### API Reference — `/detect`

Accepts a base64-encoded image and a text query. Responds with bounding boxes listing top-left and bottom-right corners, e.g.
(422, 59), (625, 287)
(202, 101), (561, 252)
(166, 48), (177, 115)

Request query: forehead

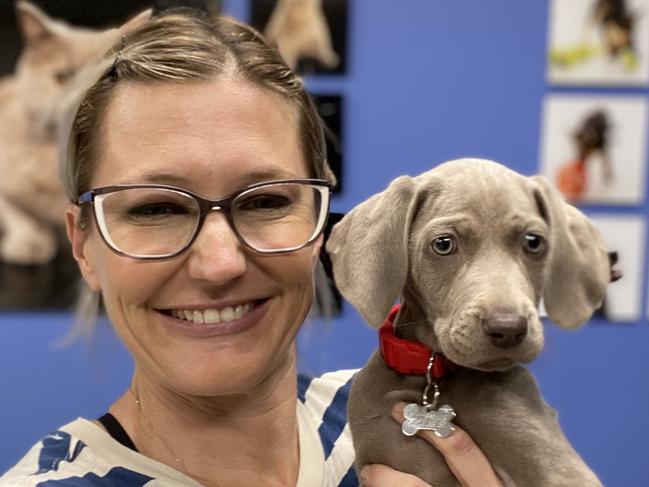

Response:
(92, 77), (305, 194)
(416, 165), (545, 232)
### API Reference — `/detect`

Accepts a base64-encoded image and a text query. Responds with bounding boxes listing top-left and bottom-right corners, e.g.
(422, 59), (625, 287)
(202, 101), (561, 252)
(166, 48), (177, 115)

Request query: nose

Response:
(187, 212), (247, 284)
(482, 313), (528, 348)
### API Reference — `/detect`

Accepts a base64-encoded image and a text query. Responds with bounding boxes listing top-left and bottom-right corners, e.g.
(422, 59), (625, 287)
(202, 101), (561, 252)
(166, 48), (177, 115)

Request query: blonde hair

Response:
(64, 9), (333, 206)
(60, 10), (335, 340)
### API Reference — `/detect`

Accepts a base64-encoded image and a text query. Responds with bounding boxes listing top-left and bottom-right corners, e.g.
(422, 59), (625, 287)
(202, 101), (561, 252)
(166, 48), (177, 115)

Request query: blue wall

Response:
(2, 1), (648, 485)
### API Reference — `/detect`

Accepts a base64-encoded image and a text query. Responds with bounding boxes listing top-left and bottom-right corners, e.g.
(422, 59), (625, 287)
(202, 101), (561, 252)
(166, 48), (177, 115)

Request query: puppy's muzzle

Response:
(481, 313), (528, 348)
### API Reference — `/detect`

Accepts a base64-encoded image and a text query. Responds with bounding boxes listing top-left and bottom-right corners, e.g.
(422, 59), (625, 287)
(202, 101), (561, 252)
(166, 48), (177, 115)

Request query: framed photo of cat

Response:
(0, 1), (151, 309)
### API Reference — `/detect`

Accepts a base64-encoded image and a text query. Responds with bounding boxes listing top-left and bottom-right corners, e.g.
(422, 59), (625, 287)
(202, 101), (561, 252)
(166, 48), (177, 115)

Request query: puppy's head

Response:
(326, 158), (611, 372)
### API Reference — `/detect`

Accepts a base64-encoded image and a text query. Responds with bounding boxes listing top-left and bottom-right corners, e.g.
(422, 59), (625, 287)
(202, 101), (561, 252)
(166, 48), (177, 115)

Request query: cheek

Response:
(412, 252), (454, 307)
(91, 244), (174, 306)
(274, 251), (317, 290)
(263, 250), (318, 311)
(114, 264), (171, 306)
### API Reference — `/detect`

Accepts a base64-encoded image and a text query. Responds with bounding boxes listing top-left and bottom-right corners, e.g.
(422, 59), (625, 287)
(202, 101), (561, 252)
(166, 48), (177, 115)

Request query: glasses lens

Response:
(231, 182), (327, 252)
(95, 188), (199, 258)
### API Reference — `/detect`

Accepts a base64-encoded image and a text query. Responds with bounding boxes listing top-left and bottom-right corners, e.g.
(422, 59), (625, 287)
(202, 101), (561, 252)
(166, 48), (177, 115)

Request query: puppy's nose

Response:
(482, 314), (528, 348)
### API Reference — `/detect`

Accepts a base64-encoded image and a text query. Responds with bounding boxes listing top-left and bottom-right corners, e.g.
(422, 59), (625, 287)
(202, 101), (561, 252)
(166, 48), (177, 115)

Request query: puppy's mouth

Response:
(475, 358), (516, 371)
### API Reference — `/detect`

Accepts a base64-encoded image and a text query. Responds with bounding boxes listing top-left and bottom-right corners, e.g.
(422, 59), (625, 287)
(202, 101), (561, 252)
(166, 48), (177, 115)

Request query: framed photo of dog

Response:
(589, 214), (645, 322)
(539, 94), (648, 205)
(547, 0), (649, 86)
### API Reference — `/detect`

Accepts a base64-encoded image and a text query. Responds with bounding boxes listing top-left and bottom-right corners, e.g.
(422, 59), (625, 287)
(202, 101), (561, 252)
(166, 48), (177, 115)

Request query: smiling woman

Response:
(0, 8), (502, 487)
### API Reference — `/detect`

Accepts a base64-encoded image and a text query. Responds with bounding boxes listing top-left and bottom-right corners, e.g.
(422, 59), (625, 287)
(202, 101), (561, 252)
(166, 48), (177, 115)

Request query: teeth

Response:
(204, 309), (220, 323)
(234, 305), (243, 320)
(221, 307), (234, 322)
(172, 303), (253, 324)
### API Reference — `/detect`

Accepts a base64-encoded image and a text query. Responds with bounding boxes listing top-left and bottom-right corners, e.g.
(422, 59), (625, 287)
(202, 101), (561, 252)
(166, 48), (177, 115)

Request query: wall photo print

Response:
(0, 0), (151, 309)
(547, 0), (649, 86)
(250, 0), (347, 75)
(539, 95), (648, 205)
(590, 215), (645, 322)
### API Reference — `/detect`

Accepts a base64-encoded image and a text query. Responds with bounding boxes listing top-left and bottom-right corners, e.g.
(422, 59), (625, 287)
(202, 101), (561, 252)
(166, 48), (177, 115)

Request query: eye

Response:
(54, 68), (76, 85)
(127, 203), (188, 219)
(431, 235), (456, 256)
(523, 233), (545, 255)
(238, 194), (293, 212)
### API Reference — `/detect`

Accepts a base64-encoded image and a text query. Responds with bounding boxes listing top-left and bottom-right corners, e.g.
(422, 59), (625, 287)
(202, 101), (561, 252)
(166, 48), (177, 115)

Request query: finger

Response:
(360, 464), (432, 487)
(392, 403), (503, 487)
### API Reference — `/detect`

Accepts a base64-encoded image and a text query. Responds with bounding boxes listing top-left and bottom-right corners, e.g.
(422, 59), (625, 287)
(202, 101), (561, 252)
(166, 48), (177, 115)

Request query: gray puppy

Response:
(326, 159), (610, 486)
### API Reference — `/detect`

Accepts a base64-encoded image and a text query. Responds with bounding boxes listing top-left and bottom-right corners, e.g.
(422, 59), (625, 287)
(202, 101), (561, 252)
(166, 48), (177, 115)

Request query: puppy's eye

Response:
(431, 235), (456, 255)
(523, 233), (545, 254)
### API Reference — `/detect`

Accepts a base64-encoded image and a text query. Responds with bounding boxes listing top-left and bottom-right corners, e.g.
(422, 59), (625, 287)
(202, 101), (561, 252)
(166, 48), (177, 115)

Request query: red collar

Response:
(379, 305), (456, 378)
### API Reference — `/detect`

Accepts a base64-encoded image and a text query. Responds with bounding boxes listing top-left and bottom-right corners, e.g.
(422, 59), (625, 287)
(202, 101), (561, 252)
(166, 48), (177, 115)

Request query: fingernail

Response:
(391, 401), (406, 418)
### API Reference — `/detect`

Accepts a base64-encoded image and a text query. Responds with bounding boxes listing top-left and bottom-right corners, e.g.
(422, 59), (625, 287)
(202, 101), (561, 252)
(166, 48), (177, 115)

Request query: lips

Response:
(157, 298), (270, 337)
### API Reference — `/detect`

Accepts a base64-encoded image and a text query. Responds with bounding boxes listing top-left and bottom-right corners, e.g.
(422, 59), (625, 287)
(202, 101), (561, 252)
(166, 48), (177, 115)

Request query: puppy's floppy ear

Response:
(531, 176), (609, 328)
(326, 176), (422, 327)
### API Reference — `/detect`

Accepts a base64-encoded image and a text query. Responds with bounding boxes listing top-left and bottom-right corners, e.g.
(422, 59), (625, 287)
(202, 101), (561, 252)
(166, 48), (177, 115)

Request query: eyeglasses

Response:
(77, 179), (331, 260)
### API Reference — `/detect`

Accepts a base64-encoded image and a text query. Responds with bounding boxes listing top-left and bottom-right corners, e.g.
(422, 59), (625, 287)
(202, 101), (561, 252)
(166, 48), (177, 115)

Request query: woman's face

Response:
(68, 78), (321, 397)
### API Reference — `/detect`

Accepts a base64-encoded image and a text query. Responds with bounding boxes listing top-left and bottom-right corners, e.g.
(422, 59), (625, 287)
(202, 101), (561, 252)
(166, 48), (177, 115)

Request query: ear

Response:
(311, 234), (324, 267)
(65, 205), (101, 293)
(15, 1), (56, 46)
(326, 176), (422, 327)
(116, 9), (152, 36)
(531, 176), (609, 328)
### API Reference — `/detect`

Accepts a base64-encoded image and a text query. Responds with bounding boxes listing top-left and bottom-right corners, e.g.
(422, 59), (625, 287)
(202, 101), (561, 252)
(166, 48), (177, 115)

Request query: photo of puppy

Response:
(547, 0), (649, 85)
(540, 94), (648, 205)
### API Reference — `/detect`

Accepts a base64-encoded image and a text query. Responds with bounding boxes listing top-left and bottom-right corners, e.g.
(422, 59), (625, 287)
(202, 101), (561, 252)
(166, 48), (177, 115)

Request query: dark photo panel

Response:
(0, 0), (153, 74)
(312, 94), (344, 316)
(250, 0), (347, 75)
(0, 0), (148, 309)
(0, 234), (80, 310)
(313, 94), (344, 193)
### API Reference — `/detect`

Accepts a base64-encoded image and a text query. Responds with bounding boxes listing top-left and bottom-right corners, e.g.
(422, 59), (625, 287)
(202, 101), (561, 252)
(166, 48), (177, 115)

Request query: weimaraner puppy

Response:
(326, 158), (611, 486)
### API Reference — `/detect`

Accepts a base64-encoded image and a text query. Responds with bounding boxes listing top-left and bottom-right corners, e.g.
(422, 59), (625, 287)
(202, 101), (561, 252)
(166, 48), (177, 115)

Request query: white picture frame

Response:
(589, 214), (645, 322)
(547, 0), (649, 86)
(539, 94), (648, 205)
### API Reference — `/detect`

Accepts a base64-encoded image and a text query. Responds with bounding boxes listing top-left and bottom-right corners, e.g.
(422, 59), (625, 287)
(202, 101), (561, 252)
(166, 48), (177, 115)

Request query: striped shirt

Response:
(0, 370), (358, 486)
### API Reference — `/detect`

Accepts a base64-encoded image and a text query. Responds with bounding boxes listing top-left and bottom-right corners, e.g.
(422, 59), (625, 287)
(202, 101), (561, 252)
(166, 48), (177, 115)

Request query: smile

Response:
(170, 303), (253, 324)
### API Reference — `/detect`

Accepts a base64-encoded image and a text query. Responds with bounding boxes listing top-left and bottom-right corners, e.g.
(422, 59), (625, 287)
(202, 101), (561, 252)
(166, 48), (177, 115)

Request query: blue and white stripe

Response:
(298, 370), (359, 487)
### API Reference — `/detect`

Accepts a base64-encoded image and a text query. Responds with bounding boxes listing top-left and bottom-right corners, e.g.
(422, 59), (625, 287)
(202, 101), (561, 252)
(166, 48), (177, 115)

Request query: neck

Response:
(396, 294), (440, 352)
(110, 352), (300, 487)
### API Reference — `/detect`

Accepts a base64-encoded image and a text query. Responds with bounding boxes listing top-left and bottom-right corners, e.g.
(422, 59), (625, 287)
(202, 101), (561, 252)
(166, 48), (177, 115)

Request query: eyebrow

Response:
(123, 166), (305, 187)
(237, 167), (307, 185)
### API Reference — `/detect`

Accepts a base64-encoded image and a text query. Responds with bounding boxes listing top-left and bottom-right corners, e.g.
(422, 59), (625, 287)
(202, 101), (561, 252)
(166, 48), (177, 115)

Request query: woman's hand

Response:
(359, 402), (503, 487)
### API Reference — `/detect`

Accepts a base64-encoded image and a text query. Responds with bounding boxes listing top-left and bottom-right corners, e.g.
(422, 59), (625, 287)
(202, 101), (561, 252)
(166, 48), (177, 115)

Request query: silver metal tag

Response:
(402, 403), (456, 438)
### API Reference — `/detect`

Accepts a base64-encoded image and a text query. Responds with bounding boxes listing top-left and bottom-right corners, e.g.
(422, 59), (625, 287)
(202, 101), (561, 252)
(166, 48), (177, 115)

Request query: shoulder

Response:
(0, 419), (154, 487)
(297, 369), (357, 405)
(297, 369), (357, 426)
(298, 370), (360, 487)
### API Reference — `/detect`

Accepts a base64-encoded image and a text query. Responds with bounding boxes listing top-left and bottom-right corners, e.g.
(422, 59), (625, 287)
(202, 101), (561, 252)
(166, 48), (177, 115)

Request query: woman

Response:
(1, 9), (501, 487)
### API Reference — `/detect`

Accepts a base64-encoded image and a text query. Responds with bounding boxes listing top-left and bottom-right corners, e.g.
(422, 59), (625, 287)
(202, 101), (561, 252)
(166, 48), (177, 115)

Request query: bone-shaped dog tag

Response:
(402, 403), (456, 438)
